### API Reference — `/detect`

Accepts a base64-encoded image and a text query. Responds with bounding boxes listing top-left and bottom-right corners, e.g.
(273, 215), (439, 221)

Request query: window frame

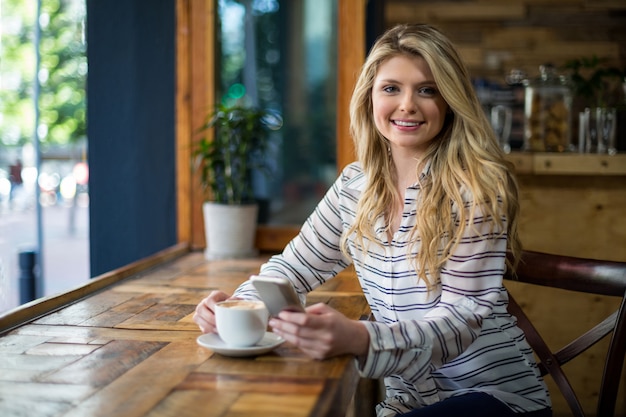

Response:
(175, 0), (365, 252)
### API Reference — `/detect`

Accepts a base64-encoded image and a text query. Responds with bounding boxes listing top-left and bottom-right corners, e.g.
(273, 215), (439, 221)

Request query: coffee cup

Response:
(214, 300), (269, 347)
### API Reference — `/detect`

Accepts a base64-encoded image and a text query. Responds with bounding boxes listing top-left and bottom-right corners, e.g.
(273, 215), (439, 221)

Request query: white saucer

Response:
(196, 332), (285, 357)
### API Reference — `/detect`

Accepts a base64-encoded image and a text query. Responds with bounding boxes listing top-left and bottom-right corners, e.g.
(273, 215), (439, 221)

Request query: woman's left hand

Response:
(269, 303), (369, 360)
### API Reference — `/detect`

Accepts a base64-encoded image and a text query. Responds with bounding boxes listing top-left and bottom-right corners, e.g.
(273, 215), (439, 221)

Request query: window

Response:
(0, 0), (88, 312)
(178, 0), (364, 251)
(217, 0), (337, 226)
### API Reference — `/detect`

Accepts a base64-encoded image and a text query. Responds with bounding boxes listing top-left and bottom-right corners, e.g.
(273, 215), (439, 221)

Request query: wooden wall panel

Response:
(384, 0), (626, 81)
(516, 174), (626, 262)
(387, 2), (526, 22)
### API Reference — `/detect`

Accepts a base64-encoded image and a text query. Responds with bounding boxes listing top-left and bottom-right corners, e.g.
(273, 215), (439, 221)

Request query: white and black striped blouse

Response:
(235, 162), (551, 416)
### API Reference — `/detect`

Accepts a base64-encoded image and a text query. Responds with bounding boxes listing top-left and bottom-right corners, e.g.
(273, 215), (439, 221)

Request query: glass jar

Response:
(523, 65), (573, 152)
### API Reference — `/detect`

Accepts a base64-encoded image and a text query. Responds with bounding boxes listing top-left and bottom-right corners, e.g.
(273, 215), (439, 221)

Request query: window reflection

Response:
(218, 0), (337, 225)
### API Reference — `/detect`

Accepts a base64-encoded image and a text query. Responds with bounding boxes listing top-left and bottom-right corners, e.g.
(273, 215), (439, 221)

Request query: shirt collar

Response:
(345, 158), (432, 192)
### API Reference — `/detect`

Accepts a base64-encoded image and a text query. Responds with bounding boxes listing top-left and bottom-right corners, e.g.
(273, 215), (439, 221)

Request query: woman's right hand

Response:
(193, 290), (231, 333)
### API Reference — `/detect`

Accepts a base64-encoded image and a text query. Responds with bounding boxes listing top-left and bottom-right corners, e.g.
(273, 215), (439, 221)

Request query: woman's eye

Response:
(382, 85), (398, 93)
(419, 86), (437, 96)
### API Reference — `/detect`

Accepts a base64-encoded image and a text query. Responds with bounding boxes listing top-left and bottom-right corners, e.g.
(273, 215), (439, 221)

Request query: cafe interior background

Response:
(0, 0), (624, 413)
(0, 0), (626, 410)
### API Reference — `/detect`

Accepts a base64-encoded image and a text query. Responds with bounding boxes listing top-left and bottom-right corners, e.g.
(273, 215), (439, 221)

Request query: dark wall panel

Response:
(87, 0), (176, 276)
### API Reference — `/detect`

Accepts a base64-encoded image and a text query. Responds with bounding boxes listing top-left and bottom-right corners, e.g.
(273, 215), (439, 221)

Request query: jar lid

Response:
(524, 64), (571, 88)
(505, 68), (526, 85)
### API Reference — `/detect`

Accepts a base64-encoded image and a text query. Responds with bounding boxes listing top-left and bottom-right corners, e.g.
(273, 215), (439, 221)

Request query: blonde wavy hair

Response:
(341, 24), (521, 288)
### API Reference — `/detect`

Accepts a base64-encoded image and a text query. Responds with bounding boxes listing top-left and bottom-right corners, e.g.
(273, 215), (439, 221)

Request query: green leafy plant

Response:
(194, 103), (279, 205)
(564, 56), (625, 107)
(0, 0), (86, 147)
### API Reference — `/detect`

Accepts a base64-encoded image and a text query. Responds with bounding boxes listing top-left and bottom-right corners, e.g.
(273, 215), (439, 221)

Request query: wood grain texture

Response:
(176, 0), (192, 245)
(387, 2), (526, 22)
(383, 0), (625, 80)
(516, 174), (626, 262)
(337, 0), (365, 171)
(0, 252), (370, 417)
(506, 152), (626, 176)
(0, 243), (190, 334)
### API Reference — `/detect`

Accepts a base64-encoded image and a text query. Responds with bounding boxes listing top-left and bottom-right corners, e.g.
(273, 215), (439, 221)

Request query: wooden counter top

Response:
(506, 152), (626, 175)
(0, 248), (371, 417)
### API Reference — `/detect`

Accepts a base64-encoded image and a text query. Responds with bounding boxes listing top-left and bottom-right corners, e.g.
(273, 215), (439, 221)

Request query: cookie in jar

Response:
(524, 64), (573, 152)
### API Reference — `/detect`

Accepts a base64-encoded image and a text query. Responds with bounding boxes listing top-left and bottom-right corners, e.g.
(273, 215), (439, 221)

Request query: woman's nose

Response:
(399, 92), (417, 113)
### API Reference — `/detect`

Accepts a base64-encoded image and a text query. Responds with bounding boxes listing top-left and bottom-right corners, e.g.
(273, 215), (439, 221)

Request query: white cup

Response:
(214, 300), (269, 347)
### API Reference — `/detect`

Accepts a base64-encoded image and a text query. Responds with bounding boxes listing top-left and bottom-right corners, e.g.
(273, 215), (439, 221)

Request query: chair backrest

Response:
(504, 250), (626, 417)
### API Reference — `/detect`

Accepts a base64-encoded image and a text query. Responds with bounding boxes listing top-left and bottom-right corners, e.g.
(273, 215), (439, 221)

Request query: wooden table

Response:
(0, 247), (372, 417)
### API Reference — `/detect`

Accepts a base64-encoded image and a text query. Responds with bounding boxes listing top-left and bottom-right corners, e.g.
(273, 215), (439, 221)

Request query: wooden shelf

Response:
(386, 2), (525, 23)
(506, 152), (626, 176)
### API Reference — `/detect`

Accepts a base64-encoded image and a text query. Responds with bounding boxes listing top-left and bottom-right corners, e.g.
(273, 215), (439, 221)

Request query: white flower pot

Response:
(202, 202), (259, 260)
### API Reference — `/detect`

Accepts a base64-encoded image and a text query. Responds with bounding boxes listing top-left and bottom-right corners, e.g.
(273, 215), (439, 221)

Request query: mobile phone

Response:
(250, 275), (305, 317)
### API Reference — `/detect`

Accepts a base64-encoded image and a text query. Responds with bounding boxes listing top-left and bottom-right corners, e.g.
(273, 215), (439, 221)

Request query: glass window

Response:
(0, 0), (88, 313)
(217, 0), (337, 225)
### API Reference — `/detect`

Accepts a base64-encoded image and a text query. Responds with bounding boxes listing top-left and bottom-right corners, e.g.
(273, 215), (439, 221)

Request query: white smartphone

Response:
(250, 275), (305, 317)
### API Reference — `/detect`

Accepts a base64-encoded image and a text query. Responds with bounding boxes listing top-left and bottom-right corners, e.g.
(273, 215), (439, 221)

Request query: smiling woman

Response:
(372, 55), (449, 162)
(192, 23), (551, 417)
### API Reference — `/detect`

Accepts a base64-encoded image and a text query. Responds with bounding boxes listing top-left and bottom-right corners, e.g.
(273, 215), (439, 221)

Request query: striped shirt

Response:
(235, 162), (551, 416)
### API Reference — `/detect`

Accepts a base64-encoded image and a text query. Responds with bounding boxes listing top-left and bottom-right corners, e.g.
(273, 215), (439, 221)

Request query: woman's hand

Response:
(193, 290), (232, 333)
(269, 303), (370, 360)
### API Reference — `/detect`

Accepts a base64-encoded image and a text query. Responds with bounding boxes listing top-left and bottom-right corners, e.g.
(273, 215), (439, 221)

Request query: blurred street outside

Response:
(0, 185), (89, 314)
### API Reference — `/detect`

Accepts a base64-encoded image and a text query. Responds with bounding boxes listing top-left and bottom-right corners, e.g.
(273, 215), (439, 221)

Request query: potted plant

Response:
(194, 102), (278, 259)
(564, 56), (624, 108)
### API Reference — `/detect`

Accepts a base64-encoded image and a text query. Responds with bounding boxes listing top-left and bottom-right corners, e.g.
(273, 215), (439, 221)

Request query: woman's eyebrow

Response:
(375, 78), (401, 84)
(376, 78), (437, 86)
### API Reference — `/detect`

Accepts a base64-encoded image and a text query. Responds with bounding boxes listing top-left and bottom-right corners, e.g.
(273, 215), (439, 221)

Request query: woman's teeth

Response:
(394, 120), (420, 127)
